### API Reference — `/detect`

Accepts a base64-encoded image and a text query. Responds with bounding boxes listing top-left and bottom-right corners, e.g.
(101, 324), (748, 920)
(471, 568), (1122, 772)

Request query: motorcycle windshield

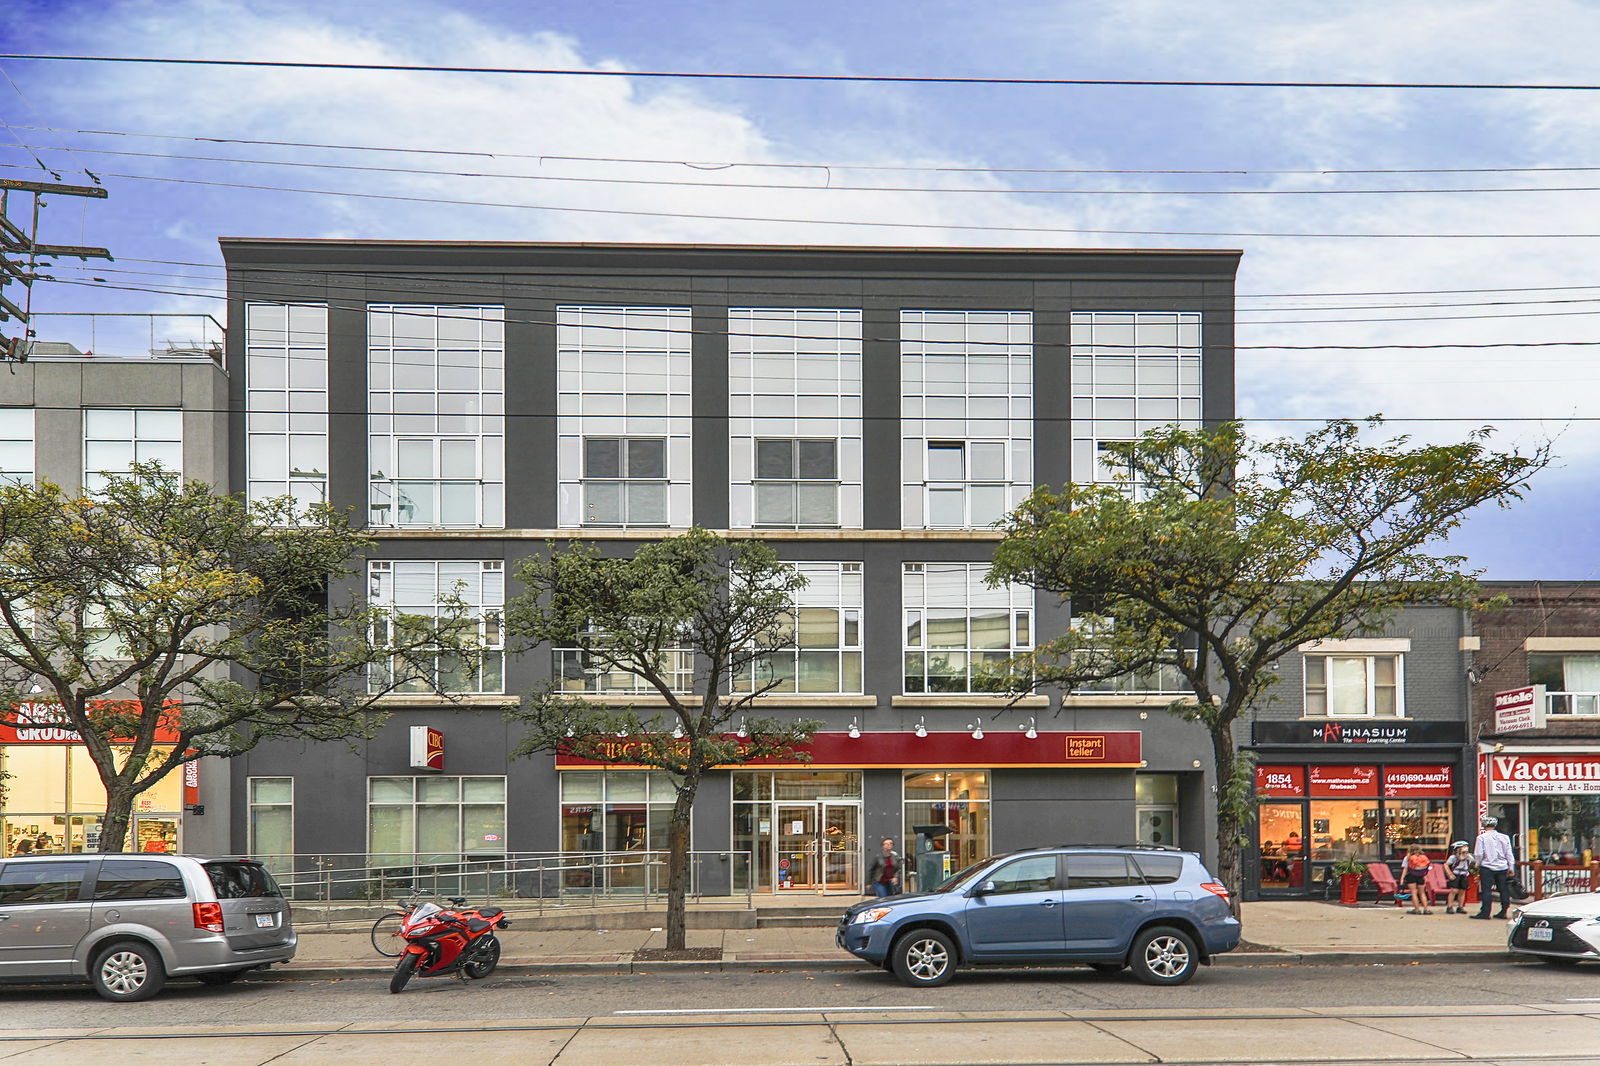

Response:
(402, 901), (443, 931)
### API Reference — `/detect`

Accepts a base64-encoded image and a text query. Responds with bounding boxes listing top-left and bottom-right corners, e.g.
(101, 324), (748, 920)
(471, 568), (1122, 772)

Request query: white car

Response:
(1508, 891), (1600, 966)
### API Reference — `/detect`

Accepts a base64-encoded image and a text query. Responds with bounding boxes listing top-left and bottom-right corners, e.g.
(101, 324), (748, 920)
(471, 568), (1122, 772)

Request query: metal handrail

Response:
(259, 849), (753, 911)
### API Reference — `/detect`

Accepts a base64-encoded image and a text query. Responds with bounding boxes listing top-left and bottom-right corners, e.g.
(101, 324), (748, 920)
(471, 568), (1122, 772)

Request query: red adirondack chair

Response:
(1366, 862), (1405, 906)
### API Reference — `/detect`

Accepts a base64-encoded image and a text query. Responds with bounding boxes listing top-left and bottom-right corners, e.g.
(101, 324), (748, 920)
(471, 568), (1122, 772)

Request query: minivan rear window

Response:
(95, 859), (186, 900)
(206, 861), (280, 899)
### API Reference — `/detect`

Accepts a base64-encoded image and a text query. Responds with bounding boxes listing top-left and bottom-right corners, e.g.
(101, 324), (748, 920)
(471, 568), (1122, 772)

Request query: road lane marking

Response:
(615, 1006), (936, 1015)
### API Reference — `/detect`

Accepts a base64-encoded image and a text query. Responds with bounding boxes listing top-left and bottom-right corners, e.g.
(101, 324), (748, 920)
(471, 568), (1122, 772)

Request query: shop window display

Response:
(1, 744), (181, 855)
(1528, 796), (1600, 864)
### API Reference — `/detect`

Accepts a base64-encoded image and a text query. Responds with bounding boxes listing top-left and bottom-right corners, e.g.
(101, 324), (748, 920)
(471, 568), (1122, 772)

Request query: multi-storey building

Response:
(0, 336), (233, 858)
(221, 240), (1239, 893)
(1241, 606), (1475, 899)
(1470, 581), (1600, 873)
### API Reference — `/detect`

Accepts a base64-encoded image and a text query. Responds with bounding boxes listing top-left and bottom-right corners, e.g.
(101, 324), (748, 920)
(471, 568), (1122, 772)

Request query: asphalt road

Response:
(0, 957), (1593, 1027)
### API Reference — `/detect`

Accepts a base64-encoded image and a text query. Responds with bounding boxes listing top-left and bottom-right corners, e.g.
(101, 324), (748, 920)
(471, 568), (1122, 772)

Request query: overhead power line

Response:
(36, 275), (1600, 353)
(3, 54), (1600, 92)
(12, 140), (1600, 198)
(18, 124), (1600, 180)
(7, 160), (1600, 240)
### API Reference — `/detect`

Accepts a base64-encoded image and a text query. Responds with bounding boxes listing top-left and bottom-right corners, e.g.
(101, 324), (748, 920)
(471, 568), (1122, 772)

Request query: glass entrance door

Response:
(821, 803), (859, 891)
(776, 805), (818, 890)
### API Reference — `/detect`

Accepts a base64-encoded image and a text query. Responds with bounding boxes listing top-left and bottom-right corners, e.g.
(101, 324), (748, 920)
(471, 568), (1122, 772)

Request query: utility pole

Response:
(0, 177), (113, 362)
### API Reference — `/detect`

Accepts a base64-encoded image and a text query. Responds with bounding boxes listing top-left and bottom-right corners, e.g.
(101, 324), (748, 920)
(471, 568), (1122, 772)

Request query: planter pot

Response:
(1338, 872), (1362, 905)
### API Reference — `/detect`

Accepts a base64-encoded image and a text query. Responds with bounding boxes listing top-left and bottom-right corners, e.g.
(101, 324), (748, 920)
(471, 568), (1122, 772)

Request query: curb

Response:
(268, 949), (1518, 982)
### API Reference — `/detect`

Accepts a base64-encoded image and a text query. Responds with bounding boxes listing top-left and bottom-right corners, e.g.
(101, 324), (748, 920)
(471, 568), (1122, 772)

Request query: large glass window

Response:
(0, 407), (34, 487)
(368, 560), (504, 693)
(368, 305), (505, 528)
(1305, 654), (1402, 717)
(367, 776), (506, 867)
(246, 303), (328, 507)
(248, 777), (293, 869)
(83, 408), (181, 492)
(730, 309), (862, 529)
(901, 311), (1032, 529)
(903, 770), (990, 875)
(560, 771), (677, 891)
(1, 744), (180, 855)
(1528, 796), (1600, 863)
(903, 562), (1032, 693)
(737, 562), (863, 694)
(1070, 312), (1202, 491)
(1530, 653), (1600, 717)
(557, 306), (692, 528)
(553, 645), (694, 695)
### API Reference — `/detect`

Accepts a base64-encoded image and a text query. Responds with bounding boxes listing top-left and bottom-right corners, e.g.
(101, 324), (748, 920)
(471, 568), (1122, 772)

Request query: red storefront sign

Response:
(409, 726), (445, 772)
(1382, 765), (1453, 797)
(1489, 753), (1600, 794)
(1308, 764), (1379, 797)
(1255, 765), (1307, 797)
(1, 699), (181, 744)
(555, 730), (1143, 769)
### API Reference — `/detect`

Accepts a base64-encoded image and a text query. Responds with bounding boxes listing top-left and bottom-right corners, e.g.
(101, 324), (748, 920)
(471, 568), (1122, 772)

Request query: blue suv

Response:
(837, 845), (1240, 987)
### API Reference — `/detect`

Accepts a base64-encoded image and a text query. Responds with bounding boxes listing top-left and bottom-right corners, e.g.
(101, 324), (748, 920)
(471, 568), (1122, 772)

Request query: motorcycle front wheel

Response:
(389, 951), (422, 994)
(463, 934), (501, 979)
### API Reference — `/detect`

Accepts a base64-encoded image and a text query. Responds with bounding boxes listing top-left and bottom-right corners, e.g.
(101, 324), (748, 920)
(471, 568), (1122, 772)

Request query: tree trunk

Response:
(664, 777), (698, 951)
(1210, 719), (1243, 922)
(99, 786), (134, 854)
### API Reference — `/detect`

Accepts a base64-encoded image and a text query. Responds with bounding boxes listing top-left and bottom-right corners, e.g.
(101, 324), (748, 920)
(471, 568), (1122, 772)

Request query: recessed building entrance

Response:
(733, 771), (862, 893)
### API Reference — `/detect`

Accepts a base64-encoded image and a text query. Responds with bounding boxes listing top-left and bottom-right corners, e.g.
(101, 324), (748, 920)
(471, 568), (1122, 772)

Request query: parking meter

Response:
(912, 824), (953, 893)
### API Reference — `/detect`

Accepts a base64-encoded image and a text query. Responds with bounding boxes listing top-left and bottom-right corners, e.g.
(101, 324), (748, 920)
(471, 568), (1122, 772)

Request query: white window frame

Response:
(1071, 311), (1202, 490)
(366, 775), (508, 865)
(902, 562), (1033, 694)
(368, 560), (505, 694)
(245, 302), (329, 508)
(736, 561), (863, 694)
(247, 776), (294, 862)
(553, 643), (695, 695)
(579, 435), (670, 527)
(1303, 653), (1404, 718)
(751, 437), (841, 528)
(83, 408), (182, 492)
(0, 407), (34, 487)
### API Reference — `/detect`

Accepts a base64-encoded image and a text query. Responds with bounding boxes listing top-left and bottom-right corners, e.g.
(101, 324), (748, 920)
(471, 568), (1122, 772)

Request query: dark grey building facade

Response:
(220, 240), (1240, 895)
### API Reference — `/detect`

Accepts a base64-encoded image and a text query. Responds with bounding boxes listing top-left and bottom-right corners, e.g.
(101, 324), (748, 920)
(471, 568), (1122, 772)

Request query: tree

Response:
(0, 467), (471, 853)
(988, 419), (1549, 913)
(505, 528), (819, 951)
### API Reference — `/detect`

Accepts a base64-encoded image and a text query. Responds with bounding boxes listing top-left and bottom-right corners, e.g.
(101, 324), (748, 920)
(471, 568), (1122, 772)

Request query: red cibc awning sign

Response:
(555, 730), (1143, 769)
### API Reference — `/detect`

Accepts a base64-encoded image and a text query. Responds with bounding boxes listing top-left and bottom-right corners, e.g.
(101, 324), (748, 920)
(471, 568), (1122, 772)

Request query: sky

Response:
(0, 0), (1596, 578)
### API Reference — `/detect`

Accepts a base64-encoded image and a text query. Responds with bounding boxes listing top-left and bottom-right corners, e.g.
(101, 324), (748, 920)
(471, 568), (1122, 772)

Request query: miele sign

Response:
(1489, 753), (1600, 794)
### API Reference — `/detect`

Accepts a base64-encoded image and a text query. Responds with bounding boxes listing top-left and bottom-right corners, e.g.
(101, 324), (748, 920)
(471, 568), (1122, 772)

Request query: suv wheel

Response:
(1129, 926), (1198, 986)
(891, 929), (955, 988)
(92, 941), (166, 1002)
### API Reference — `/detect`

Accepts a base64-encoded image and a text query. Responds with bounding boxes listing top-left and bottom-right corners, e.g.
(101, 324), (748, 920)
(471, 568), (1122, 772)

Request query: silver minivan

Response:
(0, 853), (296, 1001)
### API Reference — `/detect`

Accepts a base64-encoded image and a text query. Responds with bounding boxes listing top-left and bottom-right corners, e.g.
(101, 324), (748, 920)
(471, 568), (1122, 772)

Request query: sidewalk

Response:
(279, 899), (1517, 979)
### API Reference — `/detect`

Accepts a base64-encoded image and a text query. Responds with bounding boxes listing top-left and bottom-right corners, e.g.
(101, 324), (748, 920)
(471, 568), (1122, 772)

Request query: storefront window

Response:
(249, 777), (293, 869)
(903, 770), (990, 879)
(367, 776), (506, 867)
(1528, 796), (1600, 864)
(559, 771), (676, 891)
(732, 771), (862, 893)
(2, 744), (181, 855)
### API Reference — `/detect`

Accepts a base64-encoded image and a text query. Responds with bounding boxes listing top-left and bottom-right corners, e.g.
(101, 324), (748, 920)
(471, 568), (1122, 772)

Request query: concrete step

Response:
(756, 912), (841, 928)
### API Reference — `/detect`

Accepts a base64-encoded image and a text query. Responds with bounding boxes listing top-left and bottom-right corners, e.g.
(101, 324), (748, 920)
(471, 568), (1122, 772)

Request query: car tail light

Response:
(1200, 882), (1230, 899)
(193, 902), (225, 932)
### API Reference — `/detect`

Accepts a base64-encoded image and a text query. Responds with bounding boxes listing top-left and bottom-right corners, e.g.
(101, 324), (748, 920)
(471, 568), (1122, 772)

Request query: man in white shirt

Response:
(1471, 816), (1515, 919)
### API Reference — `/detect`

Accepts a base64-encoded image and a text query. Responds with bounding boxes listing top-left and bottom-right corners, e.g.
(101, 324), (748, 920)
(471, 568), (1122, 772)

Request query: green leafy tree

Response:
(989, 419), (1549, 913)
(506, 528), (818, 951)
(0, 466), (472, 854)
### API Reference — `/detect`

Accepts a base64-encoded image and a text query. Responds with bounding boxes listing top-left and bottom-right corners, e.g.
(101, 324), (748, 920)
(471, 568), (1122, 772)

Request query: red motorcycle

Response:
(388, 896), (510, 993)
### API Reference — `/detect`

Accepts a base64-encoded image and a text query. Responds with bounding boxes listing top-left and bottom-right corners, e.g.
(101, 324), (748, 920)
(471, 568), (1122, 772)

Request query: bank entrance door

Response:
(774, 803), (860, 893)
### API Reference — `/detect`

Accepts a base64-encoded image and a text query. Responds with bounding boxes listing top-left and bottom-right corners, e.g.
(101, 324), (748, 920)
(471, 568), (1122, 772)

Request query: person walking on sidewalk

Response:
(1471, 817), (1515, 919)
(1444, 841), (1475, 914)
(867, 837), (901, 897)
(1402, 844), (1433, 913)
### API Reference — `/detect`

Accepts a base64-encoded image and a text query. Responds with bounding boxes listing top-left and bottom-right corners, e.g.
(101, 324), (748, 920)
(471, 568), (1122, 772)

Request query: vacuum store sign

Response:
(1490, 754), (1600, 794)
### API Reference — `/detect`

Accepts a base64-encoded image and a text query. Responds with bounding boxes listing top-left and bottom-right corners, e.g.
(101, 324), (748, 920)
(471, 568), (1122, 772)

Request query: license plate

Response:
(1528, 927), (1554, 942)
(254, 913), (275, 928)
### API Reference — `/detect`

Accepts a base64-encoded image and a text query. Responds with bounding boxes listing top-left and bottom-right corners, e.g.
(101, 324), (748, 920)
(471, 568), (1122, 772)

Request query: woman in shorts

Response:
(1402, 843), (1433, 913)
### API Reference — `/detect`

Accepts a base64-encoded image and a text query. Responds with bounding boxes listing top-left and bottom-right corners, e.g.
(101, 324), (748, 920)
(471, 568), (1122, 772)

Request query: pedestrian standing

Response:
(1444, 841), (1474, 914)
(1471, 817), (1515, 919)
(1402, 844), (1433, 913)
(867, 837), (901, 897)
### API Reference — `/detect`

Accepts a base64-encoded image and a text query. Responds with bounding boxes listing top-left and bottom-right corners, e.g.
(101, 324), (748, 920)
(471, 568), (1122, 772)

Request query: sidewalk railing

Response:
(259, 850), (753, 911)
(1518, 860), (1600, 901)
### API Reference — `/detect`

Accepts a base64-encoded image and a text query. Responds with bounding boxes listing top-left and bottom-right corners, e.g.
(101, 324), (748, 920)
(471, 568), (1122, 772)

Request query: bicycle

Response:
(370, 889), (448, 957)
